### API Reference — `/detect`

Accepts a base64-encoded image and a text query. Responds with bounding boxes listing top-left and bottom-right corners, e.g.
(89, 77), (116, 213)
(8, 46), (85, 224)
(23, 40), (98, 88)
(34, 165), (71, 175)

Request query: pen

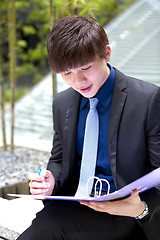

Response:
(37, 168), (46, 185)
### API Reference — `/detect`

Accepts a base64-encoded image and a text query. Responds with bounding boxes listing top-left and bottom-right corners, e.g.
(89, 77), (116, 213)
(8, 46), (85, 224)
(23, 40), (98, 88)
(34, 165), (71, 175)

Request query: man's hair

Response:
(47, 15), (109, 73)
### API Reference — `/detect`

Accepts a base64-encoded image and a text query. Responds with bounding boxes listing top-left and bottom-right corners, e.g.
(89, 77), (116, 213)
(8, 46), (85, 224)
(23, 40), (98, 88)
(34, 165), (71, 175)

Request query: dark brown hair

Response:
(47, 15), (109, 73)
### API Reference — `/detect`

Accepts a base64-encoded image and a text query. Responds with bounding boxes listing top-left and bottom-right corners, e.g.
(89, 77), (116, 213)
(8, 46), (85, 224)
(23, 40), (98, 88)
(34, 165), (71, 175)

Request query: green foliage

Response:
(17, 40), (27, 48)
(22, 25), (37, 35)
(4, 87), (28, 102)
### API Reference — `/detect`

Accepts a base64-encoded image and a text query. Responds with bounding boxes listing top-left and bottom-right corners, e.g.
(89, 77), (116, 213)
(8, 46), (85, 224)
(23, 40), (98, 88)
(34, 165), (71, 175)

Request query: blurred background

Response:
(0, 0), (140, 151)
(0, 0), (160, 152)
(0, 0), (160, 238)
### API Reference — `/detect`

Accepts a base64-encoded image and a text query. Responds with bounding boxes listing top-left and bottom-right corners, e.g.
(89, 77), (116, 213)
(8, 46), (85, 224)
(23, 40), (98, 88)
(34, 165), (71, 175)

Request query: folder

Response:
(8, 167), (160, 202)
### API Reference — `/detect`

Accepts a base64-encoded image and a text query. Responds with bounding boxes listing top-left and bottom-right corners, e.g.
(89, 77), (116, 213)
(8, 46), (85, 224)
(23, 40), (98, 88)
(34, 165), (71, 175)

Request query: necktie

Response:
(75, 98), (99, 197)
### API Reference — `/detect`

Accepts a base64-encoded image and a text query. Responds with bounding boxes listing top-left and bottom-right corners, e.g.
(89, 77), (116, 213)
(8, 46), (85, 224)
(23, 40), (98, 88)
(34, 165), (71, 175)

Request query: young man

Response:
(17, 16), (160, 240)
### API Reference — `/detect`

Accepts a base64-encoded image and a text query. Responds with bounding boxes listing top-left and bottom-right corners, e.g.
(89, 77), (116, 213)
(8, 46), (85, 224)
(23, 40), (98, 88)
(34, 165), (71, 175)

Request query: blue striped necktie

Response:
(75, 98), (99, 197)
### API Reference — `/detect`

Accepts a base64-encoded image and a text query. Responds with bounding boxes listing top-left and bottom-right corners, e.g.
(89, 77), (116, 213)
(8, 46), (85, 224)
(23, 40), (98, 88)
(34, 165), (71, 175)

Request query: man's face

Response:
(61, 56), (110, 98)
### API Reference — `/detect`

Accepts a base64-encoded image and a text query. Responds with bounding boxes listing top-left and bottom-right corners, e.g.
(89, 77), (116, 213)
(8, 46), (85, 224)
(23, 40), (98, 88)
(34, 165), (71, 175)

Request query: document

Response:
(8, 167), (160, 202)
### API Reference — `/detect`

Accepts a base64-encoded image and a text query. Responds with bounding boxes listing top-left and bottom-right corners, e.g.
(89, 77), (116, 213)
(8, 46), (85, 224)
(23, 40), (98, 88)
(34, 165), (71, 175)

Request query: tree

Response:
(49, 0), (57, 98)
(7, 0), (16, 150)
(0, 26), (7, 151)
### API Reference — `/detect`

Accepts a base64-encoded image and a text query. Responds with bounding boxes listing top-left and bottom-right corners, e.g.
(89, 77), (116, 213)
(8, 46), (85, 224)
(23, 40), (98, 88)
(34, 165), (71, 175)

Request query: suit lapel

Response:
(108, 69), (127, 188)
(62, 90), (81, 186)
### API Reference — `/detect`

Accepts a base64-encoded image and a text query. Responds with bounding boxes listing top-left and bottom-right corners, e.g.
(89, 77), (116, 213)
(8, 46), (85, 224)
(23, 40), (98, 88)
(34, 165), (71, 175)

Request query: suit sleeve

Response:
(139, 87), (160, 238)
(146, 87), (160, 170)
(47, 131), (62, 195)
(47, 98), (63, 196)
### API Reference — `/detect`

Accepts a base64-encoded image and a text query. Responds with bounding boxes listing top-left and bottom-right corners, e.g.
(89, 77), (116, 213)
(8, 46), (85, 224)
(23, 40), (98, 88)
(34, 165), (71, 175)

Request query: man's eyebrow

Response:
(62, 61), (95, 73)
(81, 62), (94, 68)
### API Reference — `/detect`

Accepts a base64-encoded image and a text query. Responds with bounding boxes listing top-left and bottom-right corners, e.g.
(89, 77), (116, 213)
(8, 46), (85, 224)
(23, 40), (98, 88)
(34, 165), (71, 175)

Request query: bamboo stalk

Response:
(7, 0), (16, 150)
(0, 30), (7, 151)
(49, 0), (56, 99)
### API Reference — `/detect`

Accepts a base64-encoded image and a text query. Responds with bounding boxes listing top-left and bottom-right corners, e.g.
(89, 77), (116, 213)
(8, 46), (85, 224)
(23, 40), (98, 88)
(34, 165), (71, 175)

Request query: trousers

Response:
(17, 200), (147, 240)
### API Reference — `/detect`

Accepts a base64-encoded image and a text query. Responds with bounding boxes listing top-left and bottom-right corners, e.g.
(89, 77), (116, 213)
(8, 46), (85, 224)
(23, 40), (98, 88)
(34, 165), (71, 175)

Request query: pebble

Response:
(0, 147), (50, 188)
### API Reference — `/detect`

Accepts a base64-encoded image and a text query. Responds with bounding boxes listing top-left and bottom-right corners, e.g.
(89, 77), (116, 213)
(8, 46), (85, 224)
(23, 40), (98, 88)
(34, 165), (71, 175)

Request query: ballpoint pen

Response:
(37, 168), (46, 185)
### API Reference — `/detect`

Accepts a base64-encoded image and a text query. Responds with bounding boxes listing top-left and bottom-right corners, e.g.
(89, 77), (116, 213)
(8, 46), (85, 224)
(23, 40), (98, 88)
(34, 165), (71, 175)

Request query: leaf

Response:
(17, 40), (27, 48)
(22, 25), (36, 35)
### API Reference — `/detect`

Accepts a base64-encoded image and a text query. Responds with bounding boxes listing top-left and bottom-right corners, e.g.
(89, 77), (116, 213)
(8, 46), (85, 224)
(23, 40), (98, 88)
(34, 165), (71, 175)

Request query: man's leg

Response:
(17, 201), (146, 240)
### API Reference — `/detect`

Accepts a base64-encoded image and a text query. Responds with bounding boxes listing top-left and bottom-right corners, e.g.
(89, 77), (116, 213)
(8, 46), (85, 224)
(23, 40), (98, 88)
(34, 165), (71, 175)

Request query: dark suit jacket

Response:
(47, 68), (160, 238)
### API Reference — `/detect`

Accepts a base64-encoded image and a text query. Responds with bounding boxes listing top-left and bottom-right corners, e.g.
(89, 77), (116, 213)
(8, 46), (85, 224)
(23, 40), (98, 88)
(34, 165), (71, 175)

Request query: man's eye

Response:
(82, 66), (92, 71)
(64, 71), (71, 75)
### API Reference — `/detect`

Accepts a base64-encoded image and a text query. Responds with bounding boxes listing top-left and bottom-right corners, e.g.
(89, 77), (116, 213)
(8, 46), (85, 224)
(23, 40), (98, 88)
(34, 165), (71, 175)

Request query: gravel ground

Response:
(0, 147), (50, 239)
(0, 147), (50, 189)
(0, 226), (19, 240)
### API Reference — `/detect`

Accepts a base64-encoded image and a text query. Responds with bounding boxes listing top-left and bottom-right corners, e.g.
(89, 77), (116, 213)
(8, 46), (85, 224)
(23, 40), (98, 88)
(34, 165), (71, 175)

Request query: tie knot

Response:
(89, 98), (98, 109)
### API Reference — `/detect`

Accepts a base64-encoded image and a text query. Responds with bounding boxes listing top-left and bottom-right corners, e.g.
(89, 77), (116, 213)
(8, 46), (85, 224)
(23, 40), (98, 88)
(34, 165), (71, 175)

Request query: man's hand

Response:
(80, 189), (145, 218)
(29, 170), (55, 196)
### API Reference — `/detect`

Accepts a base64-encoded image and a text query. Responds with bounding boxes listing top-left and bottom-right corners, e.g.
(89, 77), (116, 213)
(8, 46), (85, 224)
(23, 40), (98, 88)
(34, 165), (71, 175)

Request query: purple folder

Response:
(8, 167), (160, 202)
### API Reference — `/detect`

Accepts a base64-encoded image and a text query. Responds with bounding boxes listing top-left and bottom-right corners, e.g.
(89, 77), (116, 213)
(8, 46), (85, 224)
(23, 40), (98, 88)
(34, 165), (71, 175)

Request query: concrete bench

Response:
(0, 197), (43, 240)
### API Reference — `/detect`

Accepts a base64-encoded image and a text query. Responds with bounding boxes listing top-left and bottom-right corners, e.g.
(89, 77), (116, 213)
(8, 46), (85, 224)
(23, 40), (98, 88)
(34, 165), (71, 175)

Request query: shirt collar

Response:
(80, 63), (115, 110)
(96, 63), (115, 110)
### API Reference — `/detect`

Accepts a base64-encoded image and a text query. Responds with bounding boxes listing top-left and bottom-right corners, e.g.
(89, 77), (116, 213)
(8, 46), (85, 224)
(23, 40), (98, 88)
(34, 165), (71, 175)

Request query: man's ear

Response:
(105, 45), (111, 62)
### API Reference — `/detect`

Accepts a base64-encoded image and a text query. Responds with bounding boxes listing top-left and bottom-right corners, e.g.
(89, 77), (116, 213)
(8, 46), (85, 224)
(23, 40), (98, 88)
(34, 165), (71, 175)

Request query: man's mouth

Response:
(80, 85), (92, 93)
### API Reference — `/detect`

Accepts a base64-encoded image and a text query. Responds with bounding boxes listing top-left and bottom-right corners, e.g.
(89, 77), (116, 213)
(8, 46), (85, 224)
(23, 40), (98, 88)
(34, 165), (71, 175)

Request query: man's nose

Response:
(74, 71), (86, 83)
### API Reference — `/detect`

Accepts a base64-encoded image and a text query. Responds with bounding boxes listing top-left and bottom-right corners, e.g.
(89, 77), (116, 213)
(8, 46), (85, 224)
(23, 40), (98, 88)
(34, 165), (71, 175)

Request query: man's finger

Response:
(30, 187), (49, 195)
